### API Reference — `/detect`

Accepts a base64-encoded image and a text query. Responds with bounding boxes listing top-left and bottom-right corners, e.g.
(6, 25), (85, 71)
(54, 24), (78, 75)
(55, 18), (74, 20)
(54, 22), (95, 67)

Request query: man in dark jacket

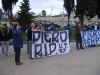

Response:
(87, 25), (92, 30)
(75, 24), (84, 50)
(64, 24), (72, 43)
(27, 23), (36, 54)
(97, 21), (100, 29)
(0, 24), (12, 57)
(91, 23), (95, 30)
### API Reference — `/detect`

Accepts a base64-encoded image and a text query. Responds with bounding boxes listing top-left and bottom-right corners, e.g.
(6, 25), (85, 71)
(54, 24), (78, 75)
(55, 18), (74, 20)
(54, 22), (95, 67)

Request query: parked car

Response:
(34, 20), (61, 28)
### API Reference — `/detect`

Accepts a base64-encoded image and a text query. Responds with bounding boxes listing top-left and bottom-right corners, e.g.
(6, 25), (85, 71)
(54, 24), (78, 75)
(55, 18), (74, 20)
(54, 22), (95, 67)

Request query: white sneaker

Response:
(3, 55), (5, 57)
(86, 47), (89, 48)
(13, 53), (15, 55)
(6, 54), (9, 56)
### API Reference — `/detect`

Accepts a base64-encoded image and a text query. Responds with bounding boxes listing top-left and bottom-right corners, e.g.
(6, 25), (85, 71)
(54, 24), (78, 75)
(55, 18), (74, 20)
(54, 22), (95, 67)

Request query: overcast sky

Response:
(0, 0), (66, 16)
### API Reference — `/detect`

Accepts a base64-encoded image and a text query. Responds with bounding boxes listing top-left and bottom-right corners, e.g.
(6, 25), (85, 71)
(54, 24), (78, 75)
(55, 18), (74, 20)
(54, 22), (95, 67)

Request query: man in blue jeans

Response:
(75, 24), (84, 50)
(0, 24), (12, 57)
(27, 23), (36, 57)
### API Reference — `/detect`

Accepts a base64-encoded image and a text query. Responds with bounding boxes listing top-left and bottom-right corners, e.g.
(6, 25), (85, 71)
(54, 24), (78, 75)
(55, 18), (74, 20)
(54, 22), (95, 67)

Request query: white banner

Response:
(31, 31), (70, 58)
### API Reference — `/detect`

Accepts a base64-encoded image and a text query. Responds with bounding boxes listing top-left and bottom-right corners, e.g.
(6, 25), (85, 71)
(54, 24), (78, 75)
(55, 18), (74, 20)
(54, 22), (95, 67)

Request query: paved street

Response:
(0, 42), (100, 75)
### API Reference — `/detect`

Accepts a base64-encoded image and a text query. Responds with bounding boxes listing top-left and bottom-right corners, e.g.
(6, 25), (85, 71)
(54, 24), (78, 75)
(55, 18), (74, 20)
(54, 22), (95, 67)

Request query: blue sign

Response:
(82, 30), (100, 46)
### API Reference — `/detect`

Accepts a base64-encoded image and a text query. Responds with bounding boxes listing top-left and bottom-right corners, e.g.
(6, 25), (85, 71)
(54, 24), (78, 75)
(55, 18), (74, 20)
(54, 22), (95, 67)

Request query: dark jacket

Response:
(91, 26), (95, 30)
(86, 27), (92, 30)
(64, 27), (72, 38)
(75, 27), (82, 40)
(0, 28), (12, 41)
(11, 28), (23, 48)
(27, 27), (32, 41)
(97, 25), (100, 29)
(49, 27), (56, 31)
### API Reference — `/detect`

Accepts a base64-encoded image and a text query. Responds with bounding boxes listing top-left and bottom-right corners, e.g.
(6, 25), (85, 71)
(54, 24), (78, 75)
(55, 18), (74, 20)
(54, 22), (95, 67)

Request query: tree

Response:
(75, 0), (97, 26)
(0, 8), (4, 22)
(15, 0), (35, 30)
(64, 0), (75, 24)
(96, 0), (100, 19)
(42, 10), (46, 17)
(2, 0), (18, 26)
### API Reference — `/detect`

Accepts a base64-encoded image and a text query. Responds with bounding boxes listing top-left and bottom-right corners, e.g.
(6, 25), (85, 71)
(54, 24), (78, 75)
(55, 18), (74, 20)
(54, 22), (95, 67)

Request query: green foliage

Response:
(96, 0), (100, 19)
(75, 0), (97, 25)
(2, 0), (18, 26)
(2, 0), (18, 11)
(14, 0), (35, 30)
(42, 10), (46, 17)
(0, 8), (4, 21)
(64, 0), (75, 24)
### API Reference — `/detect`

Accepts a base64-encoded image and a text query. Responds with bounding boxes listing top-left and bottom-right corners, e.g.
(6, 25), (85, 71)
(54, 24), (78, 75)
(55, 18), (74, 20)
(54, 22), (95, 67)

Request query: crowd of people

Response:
(0, 21), (100, 66)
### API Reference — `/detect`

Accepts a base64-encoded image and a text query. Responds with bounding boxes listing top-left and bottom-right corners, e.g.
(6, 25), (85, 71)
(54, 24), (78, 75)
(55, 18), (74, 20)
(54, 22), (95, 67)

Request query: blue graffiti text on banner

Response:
(82, 30), (100, 46)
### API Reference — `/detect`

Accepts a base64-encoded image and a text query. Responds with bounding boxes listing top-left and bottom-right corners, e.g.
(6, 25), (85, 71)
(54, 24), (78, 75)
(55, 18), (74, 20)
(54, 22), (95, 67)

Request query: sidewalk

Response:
(0, 42), (100, 75)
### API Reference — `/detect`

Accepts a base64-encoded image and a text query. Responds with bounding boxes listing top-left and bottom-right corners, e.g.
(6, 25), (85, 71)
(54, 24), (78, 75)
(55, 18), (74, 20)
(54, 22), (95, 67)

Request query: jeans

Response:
(27, 41), (30, 53)
(76, 39), (83, 49)
(29, 41), (32, 58)
(15, 48), (21, 62)
(1, 41), (9, 55)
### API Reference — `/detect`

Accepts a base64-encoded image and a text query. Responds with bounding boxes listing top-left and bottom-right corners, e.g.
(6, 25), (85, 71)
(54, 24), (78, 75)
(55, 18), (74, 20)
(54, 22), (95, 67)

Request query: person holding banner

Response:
(75, 24), (84, 50)
(91, 23), (95, 30)
(64, 24), (72, 43)
(87, 25), (92, 30)
(48, 23), (56, 31)
(36, 23), (45, 31)
(27, 23), (36, 55)
(97, 22), (100, 29)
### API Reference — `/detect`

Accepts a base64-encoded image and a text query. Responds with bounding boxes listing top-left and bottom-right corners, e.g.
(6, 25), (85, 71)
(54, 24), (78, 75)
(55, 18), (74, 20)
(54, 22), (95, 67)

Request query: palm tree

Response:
(2, 0), (18, 26)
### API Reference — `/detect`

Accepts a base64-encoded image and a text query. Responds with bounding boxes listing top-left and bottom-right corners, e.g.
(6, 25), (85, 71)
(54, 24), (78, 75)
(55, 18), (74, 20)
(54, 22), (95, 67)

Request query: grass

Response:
(71, 29), (76, 41)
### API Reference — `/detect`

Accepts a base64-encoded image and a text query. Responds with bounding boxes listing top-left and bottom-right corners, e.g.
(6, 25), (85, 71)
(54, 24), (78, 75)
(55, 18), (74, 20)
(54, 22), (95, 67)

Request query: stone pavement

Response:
(0, 42), (100, 75)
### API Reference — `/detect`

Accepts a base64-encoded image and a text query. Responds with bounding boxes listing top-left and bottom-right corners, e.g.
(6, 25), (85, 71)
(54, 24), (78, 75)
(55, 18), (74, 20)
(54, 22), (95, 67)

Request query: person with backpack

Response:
(0, 24), (12, 57)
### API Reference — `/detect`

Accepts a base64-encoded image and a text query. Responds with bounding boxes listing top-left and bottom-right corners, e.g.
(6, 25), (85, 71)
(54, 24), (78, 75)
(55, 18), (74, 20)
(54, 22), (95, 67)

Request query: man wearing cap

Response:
(48, 23), (56, 31)
(0, 24), (12, 57)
